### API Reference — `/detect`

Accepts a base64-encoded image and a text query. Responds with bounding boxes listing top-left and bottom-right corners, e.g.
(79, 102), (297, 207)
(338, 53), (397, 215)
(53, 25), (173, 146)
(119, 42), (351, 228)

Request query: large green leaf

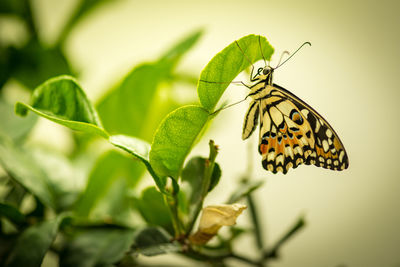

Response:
(4, 216), (64, 267)
(198, 34), (274, 111)
(134, 187), (173, 234)
(0, 136), (56, 209)
(14, 75), (168, 193)
(97, 29), (202, 140)
(149, 105), (209, 179)
(74, 150), (142, 225)
(15, 75), (108, 138)
(59, 227), (135, 267)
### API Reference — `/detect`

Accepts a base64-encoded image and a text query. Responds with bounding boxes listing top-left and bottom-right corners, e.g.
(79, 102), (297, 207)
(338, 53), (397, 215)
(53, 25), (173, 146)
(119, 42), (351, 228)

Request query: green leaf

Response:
(97, 30), (202, 141)
(0, 136), (56, 209)
(132, 227), (181, 256)
(109, 135), (150, 163)
(134, 187), (173, 234)
(59, 227), (135, 267)
(0, 97), (37, 142)
(181, 157), (221, 210)
(0, 0), (26, 14)
(97, 64), (163, 138)
(5, 216), (64, 267)
(198, 34), (274, 111)
(149, 105), (209, 179)
(75, 150), (142, 223)
(0, 203), (26, 226)
(4, 181), (26, 207)
(58, 0), (115, 44)
(208, 162), (221, 192)
(15, 75), (108, 138)
(227, 180), (264, 204)
(159, 29), (203, 67)
(109, 135), (168, 192)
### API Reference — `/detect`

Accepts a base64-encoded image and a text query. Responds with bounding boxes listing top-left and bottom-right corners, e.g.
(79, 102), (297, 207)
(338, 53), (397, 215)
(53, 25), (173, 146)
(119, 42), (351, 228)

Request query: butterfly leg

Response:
(199, 79), (252, 89)
(210, 97), (249, 116)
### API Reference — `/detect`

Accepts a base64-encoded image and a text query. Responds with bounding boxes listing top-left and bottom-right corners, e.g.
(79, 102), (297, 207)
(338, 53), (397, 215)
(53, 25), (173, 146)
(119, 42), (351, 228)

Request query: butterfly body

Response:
(242, 66), (349, 174)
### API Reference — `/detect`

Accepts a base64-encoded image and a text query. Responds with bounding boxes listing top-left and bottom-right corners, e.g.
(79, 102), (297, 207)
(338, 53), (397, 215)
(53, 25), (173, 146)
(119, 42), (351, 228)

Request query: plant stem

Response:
(246, 193), (264, 250)
(163, 189), (185, 238)
(185, 248), (261, 266)
(186, 140), (218, 234)
(264, 215), (306, 260)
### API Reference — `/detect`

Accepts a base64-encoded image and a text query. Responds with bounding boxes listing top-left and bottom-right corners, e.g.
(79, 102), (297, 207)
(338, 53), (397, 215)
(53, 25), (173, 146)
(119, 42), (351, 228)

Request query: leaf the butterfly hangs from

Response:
(240, 40), (349, 174)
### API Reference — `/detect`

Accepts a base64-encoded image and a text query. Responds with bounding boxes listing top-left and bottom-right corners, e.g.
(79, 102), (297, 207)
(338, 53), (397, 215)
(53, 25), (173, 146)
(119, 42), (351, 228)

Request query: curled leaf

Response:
(189, 203), (246, 245)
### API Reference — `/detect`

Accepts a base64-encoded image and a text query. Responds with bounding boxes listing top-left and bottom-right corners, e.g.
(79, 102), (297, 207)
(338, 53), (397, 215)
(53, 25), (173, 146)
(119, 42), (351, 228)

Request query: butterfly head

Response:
(255, 66), (274, 85)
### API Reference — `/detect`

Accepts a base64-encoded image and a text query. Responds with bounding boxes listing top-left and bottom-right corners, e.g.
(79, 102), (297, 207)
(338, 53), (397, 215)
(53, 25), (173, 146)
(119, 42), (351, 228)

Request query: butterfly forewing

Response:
(242, 100), (259, 139)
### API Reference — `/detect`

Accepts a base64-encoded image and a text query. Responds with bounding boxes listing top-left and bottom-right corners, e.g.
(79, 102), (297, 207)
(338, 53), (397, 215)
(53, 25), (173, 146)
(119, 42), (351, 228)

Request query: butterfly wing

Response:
(242, 100), (260, 140)
(257, 84), (349, 174)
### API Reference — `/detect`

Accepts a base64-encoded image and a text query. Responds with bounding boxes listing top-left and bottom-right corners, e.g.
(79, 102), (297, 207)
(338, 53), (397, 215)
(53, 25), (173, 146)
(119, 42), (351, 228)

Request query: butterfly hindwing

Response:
(243, 84), (349, 174)
(257, 94), (314, 174)
(271, 84), (349, 171)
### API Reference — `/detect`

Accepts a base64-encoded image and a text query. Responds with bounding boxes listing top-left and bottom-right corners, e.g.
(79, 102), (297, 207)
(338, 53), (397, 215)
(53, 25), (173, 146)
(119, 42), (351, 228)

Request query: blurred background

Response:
(1, 0), (400, 266)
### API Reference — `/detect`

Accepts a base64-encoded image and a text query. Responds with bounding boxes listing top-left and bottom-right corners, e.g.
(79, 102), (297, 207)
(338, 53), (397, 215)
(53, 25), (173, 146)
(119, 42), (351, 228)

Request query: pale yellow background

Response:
(23, 0), (400, 266)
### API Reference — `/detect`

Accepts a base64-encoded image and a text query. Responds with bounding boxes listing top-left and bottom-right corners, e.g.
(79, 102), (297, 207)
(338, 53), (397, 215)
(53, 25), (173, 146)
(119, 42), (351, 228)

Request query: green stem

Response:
(264, 215), (306, 260)
(185, 248), (261, 266)
(23, 0), (38, 39)
(186, 140), (218, 234)
(163, 189), (185, 238)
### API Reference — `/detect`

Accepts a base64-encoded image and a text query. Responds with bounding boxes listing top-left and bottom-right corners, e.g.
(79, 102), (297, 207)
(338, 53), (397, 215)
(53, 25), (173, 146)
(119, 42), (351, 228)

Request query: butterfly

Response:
(240, 41), (349, 174)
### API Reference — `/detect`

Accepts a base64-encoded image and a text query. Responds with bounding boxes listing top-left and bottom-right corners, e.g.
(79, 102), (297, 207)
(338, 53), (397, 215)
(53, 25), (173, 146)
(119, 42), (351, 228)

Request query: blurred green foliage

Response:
(0, 1), (305, 266)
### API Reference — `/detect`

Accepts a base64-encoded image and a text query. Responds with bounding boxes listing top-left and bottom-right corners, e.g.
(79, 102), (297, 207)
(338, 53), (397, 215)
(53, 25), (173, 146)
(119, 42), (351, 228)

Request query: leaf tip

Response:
(15, 102), (28, 117)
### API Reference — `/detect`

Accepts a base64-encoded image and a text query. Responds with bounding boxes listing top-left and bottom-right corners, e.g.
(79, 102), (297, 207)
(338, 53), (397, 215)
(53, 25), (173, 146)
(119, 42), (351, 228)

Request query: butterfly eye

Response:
(263, 68), (270, 75)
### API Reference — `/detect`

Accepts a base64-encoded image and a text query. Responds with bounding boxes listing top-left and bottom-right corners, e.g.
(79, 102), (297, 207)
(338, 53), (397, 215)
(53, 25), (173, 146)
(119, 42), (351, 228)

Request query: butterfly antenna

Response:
(235, 40), (254, 68)
(210, 97), (248, 116)
(258, 35), (267, 67)
(275, 41), (311, 69)
(275, 51), (290, 68)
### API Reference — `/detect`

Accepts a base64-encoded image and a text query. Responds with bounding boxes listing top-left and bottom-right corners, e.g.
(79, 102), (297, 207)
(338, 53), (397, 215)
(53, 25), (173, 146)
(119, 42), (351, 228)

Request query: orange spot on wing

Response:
(316, 145), (338, 159)
(260, 144), (269, 154)
(277, 141), (284, 154)
(333, 138), (342, 150)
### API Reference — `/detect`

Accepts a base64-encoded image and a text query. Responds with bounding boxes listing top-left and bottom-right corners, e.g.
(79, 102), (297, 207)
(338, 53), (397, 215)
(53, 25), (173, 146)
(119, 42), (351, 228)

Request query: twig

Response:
(246, 193), (264, 250)
(264, 215), (306, 260)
